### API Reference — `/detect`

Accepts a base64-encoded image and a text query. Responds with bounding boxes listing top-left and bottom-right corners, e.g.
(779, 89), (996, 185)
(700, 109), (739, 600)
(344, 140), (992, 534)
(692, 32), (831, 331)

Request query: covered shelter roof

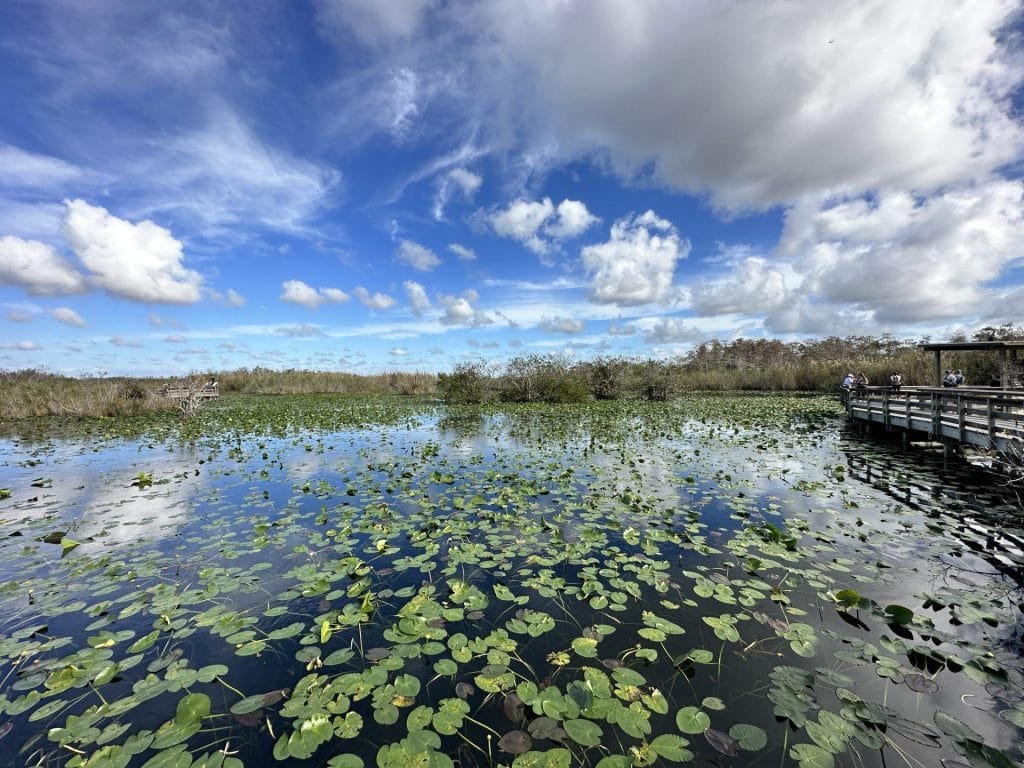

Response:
(918, 340), (1024, 387)
(918, 340), (1024, 352)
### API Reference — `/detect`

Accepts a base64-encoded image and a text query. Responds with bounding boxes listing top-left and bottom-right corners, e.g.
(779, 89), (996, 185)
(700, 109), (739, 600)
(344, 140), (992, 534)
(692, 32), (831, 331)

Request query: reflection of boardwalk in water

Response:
(840, 428), (1024, 582)
(845, 386), (1024, 453)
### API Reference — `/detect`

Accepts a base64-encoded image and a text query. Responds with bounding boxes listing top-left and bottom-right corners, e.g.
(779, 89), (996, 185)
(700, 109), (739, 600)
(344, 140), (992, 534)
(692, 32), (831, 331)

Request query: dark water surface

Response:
(0, 394), (1021, 768)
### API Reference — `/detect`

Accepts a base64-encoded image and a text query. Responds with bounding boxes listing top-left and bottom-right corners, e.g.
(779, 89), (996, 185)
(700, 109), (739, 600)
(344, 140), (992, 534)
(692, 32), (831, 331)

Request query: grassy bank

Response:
(0, 370), (176, 419)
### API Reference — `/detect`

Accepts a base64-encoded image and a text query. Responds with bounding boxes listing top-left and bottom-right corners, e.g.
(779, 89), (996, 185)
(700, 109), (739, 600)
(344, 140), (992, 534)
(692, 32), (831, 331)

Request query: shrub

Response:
(437, 362), (491, 404)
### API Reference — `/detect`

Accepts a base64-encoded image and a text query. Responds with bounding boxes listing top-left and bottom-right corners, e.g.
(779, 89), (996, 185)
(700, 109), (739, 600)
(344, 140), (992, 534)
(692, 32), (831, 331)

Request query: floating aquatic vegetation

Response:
(0, 394), (1020, 767)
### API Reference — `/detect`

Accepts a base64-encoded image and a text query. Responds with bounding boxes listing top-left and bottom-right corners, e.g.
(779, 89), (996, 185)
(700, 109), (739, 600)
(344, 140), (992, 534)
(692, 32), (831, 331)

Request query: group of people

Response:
(842, 368), (967, 393)
(841, 372), (869, 393)
(841, 371), (904, 395)
(942, 369), (965, 388)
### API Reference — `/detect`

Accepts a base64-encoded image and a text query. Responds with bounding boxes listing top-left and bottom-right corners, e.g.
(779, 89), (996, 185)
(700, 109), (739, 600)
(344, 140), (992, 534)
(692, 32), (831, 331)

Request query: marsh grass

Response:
(216, 368), (437, 396)
(0, 369), (174, 419)
(0, 368), (439, 419)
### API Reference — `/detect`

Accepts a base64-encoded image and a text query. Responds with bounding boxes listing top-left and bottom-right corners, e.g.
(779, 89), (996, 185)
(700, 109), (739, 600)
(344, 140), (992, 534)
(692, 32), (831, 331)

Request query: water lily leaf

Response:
(494, 584), (516, 601)
(933, 711), (981, 742)
(336, 711), (363, 739)
(729, 723), (767, 751)
(595, 757), (631, 768)
(701, 696), (725, 711)
(327, 755), (364, 768)
(139, 746), (192, 768)
(408, 706), (433, 732)
(998, 707), (1024, 727)
(60, 538), (81, 556)
(503, 692), (525, 723)
(704, 727), (739, 756)
(611, 667), (646, 686)
(230, 695), (268, 715)
(675, 707), (710, 734)
(394, 674), (420, 698)
(324, 649), (355, 666)
(571, 637), (598, 658)
(433, 698), (470, 735)
(499, 730), (532, 755)
(884, 604), (914, 626)
(649, 734), (693, 762)
(175, 693), (211, 726)
(834, 589), (865, 609)
(527, 717), (562, 740)
(563, 718), (602, 747)
(455, 682), (474, 699)
(790, 743), (835, 768)
(806, 719), (847, 754)
(267, 621), (305, 640)
(512, 747), (571, 768)
(904, 674), (939, 693)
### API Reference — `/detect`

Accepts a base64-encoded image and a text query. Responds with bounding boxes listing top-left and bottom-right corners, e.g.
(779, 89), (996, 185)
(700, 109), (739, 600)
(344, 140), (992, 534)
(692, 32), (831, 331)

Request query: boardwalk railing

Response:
(845, 386), (1024, 452)
(157, 384), (219, 400)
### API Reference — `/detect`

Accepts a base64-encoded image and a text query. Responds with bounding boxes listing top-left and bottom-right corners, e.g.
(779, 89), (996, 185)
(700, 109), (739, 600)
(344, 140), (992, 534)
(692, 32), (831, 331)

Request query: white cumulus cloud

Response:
(490, 197), (598, 256)
(582, 210), (688, 305)
(62, 199), (203, 304)
(690, 255), (790, 317)
(475, 0), (1023, 209)
(779, 180), (1024, 325)
(0, 236), (88, 296)
(280, 279), (325, 310)
(448, 243), (476, 261)
(50, 307), (86, 327)
(545, 199), (600, 239)
(354, 286), (397, 310)
(643, 317), (700, 344)
(321, 287), (351, 304)
(538, 315), (585, 334)
(404, 280), (431, 316)
(439, 289), (492, 327)
(397, 239), (441, 271)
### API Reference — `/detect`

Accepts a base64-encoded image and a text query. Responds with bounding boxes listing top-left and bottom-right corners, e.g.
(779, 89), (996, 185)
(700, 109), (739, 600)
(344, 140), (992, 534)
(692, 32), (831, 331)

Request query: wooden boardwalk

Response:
(845, 386), (1024, 453)
(157, 384), (220, 400)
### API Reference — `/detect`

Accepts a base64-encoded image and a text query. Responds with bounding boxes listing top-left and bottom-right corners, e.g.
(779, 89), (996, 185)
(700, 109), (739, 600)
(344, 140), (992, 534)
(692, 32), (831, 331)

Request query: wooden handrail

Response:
(844, 386), (1023, 450)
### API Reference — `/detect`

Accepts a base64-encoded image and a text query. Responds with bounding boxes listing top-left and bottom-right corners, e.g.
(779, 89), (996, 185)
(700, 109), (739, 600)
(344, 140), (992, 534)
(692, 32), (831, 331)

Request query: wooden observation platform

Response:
(845, 386), (1024, 453)
(845, 341), (1024, 454)
(156, 381), (220, 400)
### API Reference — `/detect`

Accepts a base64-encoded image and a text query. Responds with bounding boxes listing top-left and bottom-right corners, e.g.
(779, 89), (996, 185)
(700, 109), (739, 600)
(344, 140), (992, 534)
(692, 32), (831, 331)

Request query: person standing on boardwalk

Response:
(889, 372), (902, 393)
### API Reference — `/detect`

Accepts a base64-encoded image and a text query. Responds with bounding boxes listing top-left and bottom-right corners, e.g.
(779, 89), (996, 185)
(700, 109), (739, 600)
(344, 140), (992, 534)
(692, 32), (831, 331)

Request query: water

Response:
(0, 395), (1021, 768)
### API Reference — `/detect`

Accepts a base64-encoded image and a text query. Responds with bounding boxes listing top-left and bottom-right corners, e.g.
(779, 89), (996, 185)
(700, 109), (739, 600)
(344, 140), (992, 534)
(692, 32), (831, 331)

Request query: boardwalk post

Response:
(958, 393), (966, 444)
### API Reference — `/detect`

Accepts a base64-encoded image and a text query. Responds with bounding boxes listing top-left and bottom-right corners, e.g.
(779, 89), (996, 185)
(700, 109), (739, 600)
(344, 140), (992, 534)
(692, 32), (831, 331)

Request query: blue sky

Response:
(1, 0), (1023, 376)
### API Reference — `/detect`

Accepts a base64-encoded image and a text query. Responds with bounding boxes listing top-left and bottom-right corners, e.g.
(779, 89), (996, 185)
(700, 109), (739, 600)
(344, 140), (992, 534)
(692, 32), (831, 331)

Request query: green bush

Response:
(436, 362), (491, 404)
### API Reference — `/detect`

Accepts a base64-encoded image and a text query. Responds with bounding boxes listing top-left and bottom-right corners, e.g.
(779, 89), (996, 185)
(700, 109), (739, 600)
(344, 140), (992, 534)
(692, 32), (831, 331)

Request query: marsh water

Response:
(0, 394), (1021, 768)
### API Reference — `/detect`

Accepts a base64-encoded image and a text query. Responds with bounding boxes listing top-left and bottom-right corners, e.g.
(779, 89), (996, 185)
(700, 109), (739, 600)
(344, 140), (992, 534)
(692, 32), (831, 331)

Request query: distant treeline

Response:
(438, 324), (1024, 404)
(1, 324), (1020, 417)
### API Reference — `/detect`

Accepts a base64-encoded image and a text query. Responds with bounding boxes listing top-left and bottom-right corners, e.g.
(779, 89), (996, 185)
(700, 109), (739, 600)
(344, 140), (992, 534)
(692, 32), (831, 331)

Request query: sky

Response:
(1, 0), (1023, 377)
